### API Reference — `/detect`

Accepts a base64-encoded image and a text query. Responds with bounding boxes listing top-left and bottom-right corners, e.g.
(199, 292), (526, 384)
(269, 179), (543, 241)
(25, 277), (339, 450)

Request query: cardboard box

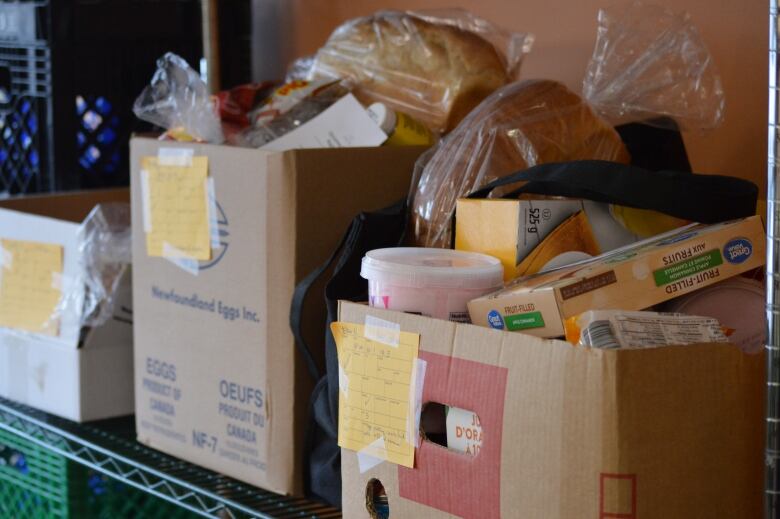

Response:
(469, 216), (765, 338)
(130, 137), (425, 495)
(338, 302), (764, 519)
(455, 198), (641, 281)
(0, 189), (134, 422)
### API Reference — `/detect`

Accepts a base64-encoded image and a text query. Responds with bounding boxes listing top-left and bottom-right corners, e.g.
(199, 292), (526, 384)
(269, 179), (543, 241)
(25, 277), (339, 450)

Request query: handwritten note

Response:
(141, 156), (211, 261)
(0, 239), (63, 335)
(331, 321), (420, 468)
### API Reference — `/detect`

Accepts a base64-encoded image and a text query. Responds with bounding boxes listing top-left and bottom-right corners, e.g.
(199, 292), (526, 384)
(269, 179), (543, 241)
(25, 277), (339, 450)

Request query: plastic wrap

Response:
(582, 1), (725, 130)
(307, 9), (533, 133)
(77, 203), (132, 328)
(236, 80), (349, 147)
(564, 310), (729, 349)
(410, 79), (630, 248)
(134, 53), (225, 144)
(0, 203), (130, 343)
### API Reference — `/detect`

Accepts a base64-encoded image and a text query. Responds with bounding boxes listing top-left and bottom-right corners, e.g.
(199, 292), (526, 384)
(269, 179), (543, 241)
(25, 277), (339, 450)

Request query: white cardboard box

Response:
(0, 189), (134, 422)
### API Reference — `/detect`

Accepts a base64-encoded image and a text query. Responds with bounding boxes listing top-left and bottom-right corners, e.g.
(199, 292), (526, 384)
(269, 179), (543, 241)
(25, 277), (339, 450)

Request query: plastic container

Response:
(361, 247), (503, 322)
(660, 276), (765, 354)
(366, 102), (435, 147)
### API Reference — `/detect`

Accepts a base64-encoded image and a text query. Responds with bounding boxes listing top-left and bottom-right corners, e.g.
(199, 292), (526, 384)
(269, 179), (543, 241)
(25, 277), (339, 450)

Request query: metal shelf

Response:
(0, 397), (341, 519)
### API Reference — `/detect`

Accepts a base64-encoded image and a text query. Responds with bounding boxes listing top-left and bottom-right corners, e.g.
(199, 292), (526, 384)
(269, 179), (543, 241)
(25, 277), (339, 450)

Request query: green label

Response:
(653, 249), (724, 286)
(505, 311), (545, 331)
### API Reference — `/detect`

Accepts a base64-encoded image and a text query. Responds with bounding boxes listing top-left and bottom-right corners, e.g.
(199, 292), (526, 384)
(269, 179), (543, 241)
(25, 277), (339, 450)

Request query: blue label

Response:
(723, 238), (753, 264)
(487, 310), (504, 330)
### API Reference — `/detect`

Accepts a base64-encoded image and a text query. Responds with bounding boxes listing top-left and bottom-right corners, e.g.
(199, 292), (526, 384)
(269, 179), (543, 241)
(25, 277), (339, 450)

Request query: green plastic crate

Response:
(0, 428), (197, 518)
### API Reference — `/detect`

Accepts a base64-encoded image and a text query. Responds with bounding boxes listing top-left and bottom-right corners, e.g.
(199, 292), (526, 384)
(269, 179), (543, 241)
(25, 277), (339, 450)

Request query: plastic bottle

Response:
(366, 103), (435, 147)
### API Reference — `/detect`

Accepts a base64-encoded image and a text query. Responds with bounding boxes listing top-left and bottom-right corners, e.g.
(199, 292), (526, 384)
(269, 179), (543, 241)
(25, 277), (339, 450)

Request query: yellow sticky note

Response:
(142, 156), (211, 261)
(331, 321), (420, 468)
(0, 239), (63, 336)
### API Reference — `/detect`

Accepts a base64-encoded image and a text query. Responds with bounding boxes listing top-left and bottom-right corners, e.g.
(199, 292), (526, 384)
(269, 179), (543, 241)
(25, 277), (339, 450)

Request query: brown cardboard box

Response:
(130, 137), (424, 495)
(339, 302), (764, 518)
(0, 189), (134, 422)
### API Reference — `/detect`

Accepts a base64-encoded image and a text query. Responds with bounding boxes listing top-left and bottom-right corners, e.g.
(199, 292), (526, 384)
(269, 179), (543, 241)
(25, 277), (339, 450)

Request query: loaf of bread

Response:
(309, 11), (513, 133)
(411, 79), (631, 247)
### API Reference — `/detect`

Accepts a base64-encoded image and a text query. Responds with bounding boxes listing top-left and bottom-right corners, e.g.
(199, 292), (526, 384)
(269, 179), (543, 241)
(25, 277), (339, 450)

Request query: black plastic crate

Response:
(0, 0), (202, 194)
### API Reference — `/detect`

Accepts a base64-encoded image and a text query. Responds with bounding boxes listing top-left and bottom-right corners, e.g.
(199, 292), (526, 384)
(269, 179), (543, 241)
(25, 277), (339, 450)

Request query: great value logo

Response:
(723, 237), (753, 264)
(487, 310), (504, 330)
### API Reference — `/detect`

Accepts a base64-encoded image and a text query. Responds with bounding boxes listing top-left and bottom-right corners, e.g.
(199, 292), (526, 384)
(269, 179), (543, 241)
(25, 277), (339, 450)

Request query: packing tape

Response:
(140, 169), (152, 233)
(338, 364), (350, 397)
(357, 437), (387, 474)
(410, 358), (427, 448)
(51, 271), (63, 291)
(158, 147), (194, 167)
(364, 315), (401, 347)
(162, 243), (200, 276)
(0, 243), (11, 268)
(206, 176), (220, 248)
(5, 338), (29, 402)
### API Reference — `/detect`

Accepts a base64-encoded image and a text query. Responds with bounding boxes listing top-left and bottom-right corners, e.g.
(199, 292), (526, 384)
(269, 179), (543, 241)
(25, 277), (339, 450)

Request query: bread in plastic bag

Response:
(410, 79), (630, 248)
(307, 9), (533, 133)
(134, 53), (225, 144)
(582, 1), (725, 130)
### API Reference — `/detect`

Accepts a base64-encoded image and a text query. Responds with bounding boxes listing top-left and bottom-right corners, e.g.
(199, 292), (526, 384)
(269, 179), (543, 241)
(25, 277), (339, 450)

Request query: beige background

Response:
(284, 0), (768, 195)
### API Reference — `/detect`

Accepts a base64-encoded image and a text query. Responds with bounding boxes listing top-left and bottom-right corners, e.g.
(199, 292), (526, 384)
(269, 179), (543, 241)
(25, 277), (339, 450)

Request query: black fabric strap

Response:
(467, 160), (758, 223)
(289, 221), (354, 381)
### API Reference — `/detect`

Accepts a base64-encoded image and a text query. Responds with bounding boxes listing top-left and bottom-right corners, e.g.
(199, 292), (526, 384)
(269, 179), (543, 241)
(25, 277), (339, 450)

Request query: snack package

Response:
(236, 80), (349, 147)
(582, 1), (725, 130)
(307, 9), (533, 133)
(468, 216), (765, 338)
(215, 82), (277, 128)
(564, 310), (729, 349)
(133, 53), (225, 144)
(410, 80), (630, 248)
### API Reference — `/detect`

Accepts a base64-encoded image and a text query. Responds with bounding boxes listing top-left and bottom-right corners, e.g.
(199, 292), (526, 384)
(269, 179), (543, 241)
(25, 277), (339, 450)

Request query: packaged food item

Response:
(456, 198), (642, 281)
(308, 9), (532, 133)
(361, 247), (503, 322)
(133, 53), (225, 144)
(237, 80), (349, 147)
(468, 216), (765, 338)
(215, 81), (277, 128)
(660, 276), (765, 353)
(411, 80), (630, 248)
(257, 94), (388, 151)
(367, 103), (435, 147)
(445, 406), (482, 456)
(582, 2), (725, 130)
(565, 310), (729, 349)
(514, 212), (599, 277)
(610, 204), (690, 238)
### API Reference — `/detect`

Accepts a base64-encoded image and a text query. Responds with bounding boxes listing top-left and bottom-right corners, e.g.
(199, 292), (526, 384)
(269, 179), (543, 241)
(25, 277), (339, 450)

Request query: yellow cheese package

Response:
(456, 198), (645, 281)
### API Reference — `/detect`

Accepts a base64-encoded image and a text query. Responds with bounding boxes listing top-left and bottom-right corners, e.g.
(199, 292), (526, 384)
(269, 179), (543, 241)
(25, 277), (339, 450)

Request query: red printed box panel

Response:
(398, 351), (508, 519)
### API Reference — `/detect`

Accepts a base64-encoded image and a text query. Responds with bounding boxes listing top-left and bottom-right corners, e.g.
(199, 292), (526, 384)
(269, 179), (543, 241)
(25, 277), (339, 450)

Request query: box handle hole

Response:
(420, 402), (482, 457)
(365, 478), (389, 519)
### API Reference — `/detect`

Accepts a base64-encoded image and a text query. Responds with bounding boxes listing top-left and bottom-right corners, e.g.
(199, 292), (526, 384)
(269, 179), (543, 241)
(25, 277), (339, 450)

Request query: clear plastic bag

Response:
(134, 53), (225, 144)
(410, 80), (630, 248)
(77, 203), (131, 328)
(582, 1), (725, 130)
(307, 9), (533, 133)
(235, 80), (349, 147)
